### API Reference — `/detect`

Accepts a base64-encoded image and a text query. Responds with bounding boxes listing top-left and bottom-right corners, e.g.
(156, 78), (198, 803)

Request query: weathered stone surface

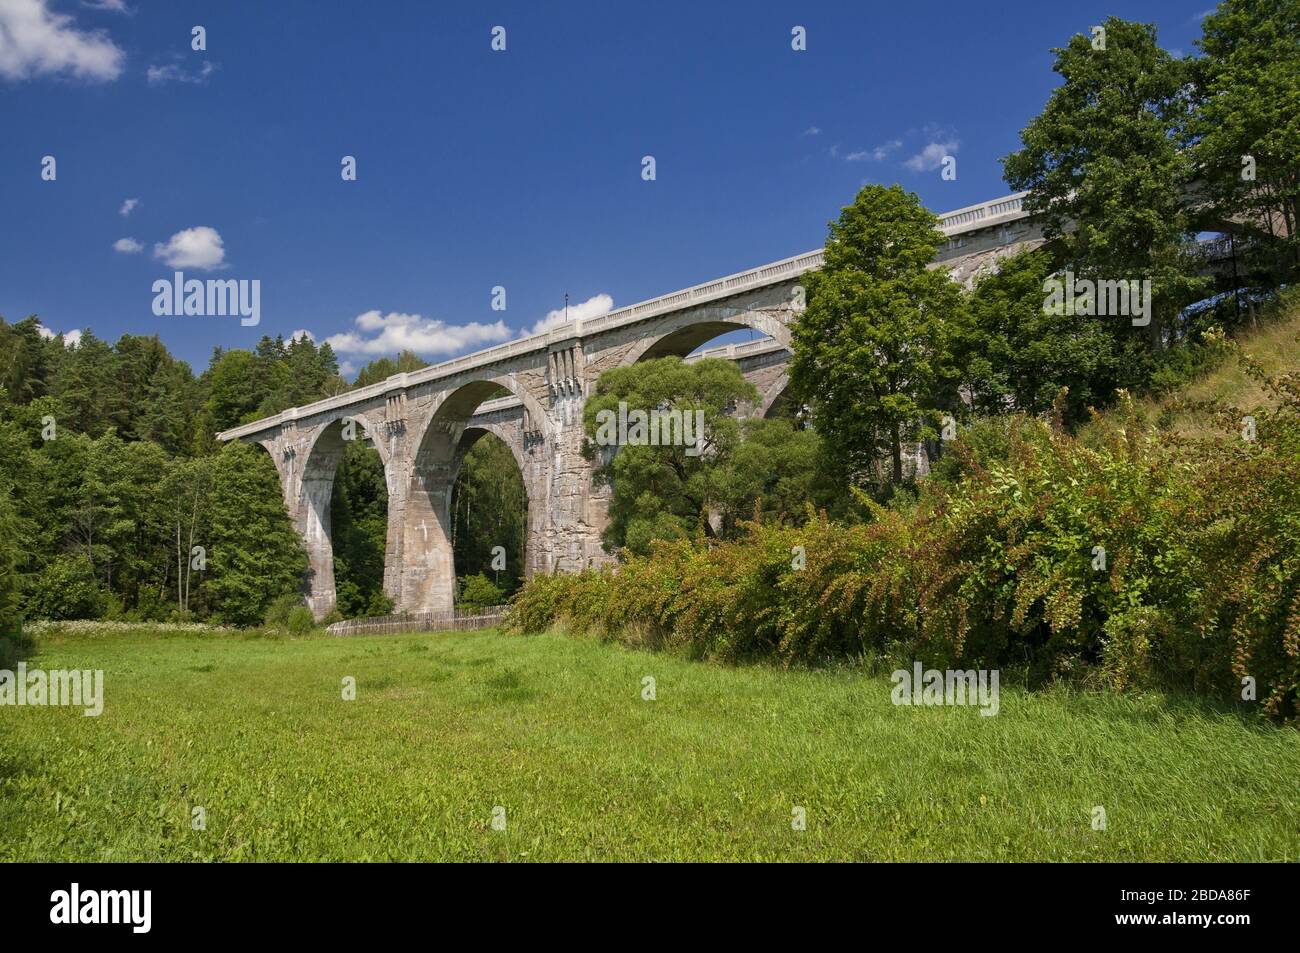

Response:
(220, 192), (1036, 618)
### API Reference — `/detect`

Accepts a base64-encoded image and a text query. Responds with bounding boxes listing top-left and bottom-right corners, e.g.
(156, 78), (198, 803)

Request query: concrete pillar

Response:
(296, 423), (347, 619)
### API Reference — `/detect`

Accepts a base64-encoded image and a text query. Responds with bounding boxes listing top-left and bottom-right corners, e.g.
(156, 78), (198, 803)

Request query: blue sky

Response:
(1, 0), (1217, 377)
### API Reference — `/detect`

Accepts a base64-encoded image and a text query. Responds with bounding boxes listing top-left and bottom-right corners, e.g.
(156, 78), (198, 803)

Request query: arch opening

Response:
(449, 428), (530, 606)
(297, 416), (389, 619)
(400, 378), (538, 613)
(638, 322), (770, 362)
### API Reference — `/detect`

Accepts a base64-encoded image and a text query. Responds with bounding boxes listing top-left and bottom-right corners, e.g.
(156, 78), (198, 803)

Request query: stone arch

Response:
(621, 302), (794, 366)
(294, 410), (393, 619)
(448, 422), (541, 590)
(398, 376), (544, 613)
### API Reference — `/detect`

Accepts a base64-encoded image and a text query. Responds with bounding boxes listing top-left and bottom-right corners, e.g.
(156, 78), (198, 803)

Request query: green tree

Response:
(457, 573), (506, 612)
(330, 440), (390, 617)
(584, 356), (757, 555)
(790, 184), (964, 490)
(713, 417), (834, 531)
(1189, 0), (1300, 287)
(206, 442), (307, 625)
(352, 350), (429, 389)
(0, 406), (26, 634)
(50, 330), (114, 436)
(450, 435), (527, 592)
(0, 316), (57, 404)
(1003, 18), (1208, 351)
(961, 247), (1129, 422)
(203, 349), (267, 431)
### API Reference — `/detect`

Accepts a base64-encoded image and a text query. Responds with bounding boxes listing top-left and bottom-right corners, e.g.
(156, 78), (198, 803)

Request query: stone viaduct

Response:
(218, 191), (1044, 618)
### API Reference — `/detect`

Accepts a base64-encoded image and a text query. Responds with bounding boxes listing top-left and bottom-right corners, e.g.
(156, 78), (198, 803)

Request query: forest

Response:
(0, 327), (524, 628)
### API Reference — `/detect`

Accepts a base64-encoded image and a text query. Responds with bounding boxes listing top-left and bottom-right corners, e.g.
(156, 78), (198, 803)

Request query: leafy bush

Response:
(23, 554), (102, 621)
(285, 606), (316, 634)
(510, 344), (1300, 722)
(457, 573), (507, 613)
(263, 592), (304, 629)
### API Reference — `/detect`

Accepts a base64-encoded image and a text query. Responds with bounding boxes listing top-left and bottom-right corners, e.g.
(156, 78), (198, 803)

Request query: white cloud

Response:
(289, 329), (315, 342)
(119, 197), (138, 216)
(802, 126), (821, 136)
(904, 139), (959, 172)
(112, 236), (142, 253)
(35, 323), (80, 346)
(523, 293), (613, 337)
(0, 0), (125, 81)
(845, 139), (902, 162)
(153, 226), (226, 270)
(339, 360), (356, 376)
(325, 311), (512, 357)
(81, 0), (128, 12)
(146, 59), (214, 85)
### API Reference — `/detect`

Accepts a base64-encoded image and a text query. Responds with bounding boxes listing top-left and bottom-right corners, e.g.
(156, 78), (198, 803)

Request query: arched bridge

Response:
(218, 191), (1043, 618)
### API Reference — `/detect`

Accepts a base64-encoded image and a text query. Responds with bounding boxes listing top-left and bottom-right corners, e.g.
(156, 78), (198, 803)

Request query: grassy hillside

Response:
(1142, 294), (1300, 437)
(2, 626), (1297, 861)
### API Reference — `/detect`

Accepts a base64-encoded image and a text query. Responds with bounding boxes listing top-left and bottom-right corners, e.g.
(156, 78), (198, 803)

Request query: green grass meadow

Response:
(1, 626), (1297, 861)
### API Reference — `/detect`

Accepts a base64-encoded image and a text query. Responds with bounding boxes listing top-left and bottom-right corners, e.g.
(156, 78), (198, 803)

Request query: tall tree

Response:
(583, 356), (757, 555)
(1189, 0), (1300, 286)
(450, 435), (527, 593)
(790, 184), (964, 489)
(1003, 17), (1208, 349)
(961, 247), (1131, 422)
(206, 442), (307, 626)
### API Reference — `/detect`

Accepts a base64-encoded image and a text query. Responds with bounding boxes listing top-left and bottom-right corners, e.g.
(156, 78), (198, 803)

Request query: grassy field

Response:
(1, 625), (1297, 862)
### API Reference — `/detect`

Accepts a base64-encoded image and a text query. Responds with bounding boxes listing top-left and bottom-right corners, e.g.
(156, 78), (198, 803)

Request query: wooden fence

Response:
(325, 606), (510, 637)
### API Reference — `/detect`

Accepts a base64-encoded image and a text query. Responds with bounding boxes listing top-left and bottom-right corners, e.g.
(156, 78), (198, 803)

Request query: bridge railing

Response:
(324, 606), (511, 637)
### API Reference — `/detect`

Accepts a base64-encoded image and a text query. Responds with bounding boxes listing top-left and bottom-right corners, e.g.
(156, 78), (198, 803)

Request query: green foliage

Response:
(25, 554), (102, 621)
(0, 402), (26, 636)
(962, 248), (1129, 423)
(286, 606), (316, 634)
(713, 417), (838, 530)
(450, 435), (527, 592)
(1002, 17), (1209, 347)
(1190, 0), (1300, 285)
(262, 595), (317, 633)
(329, 440), (390, 617)
(0, 315), (366, 625)
(263, 592), (305, 629)
(457, 573), (506, 612)
(513, 347), (1300, 722)
(790, 184), (965, 490)
(583, 356), (757, 555)
(207, 442), (307, 626)
(351, 350), (429, 389)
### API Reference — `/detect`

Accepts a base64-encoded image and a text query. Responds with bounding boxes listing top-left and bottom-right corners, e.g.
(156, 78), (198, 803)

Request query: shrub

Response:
(285, 606), (316, 634)
(508, 347), (1300, 722)
(457, 573), (507, 613)
(23, 554), (102, 621)
(263, 592), (304, 629)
